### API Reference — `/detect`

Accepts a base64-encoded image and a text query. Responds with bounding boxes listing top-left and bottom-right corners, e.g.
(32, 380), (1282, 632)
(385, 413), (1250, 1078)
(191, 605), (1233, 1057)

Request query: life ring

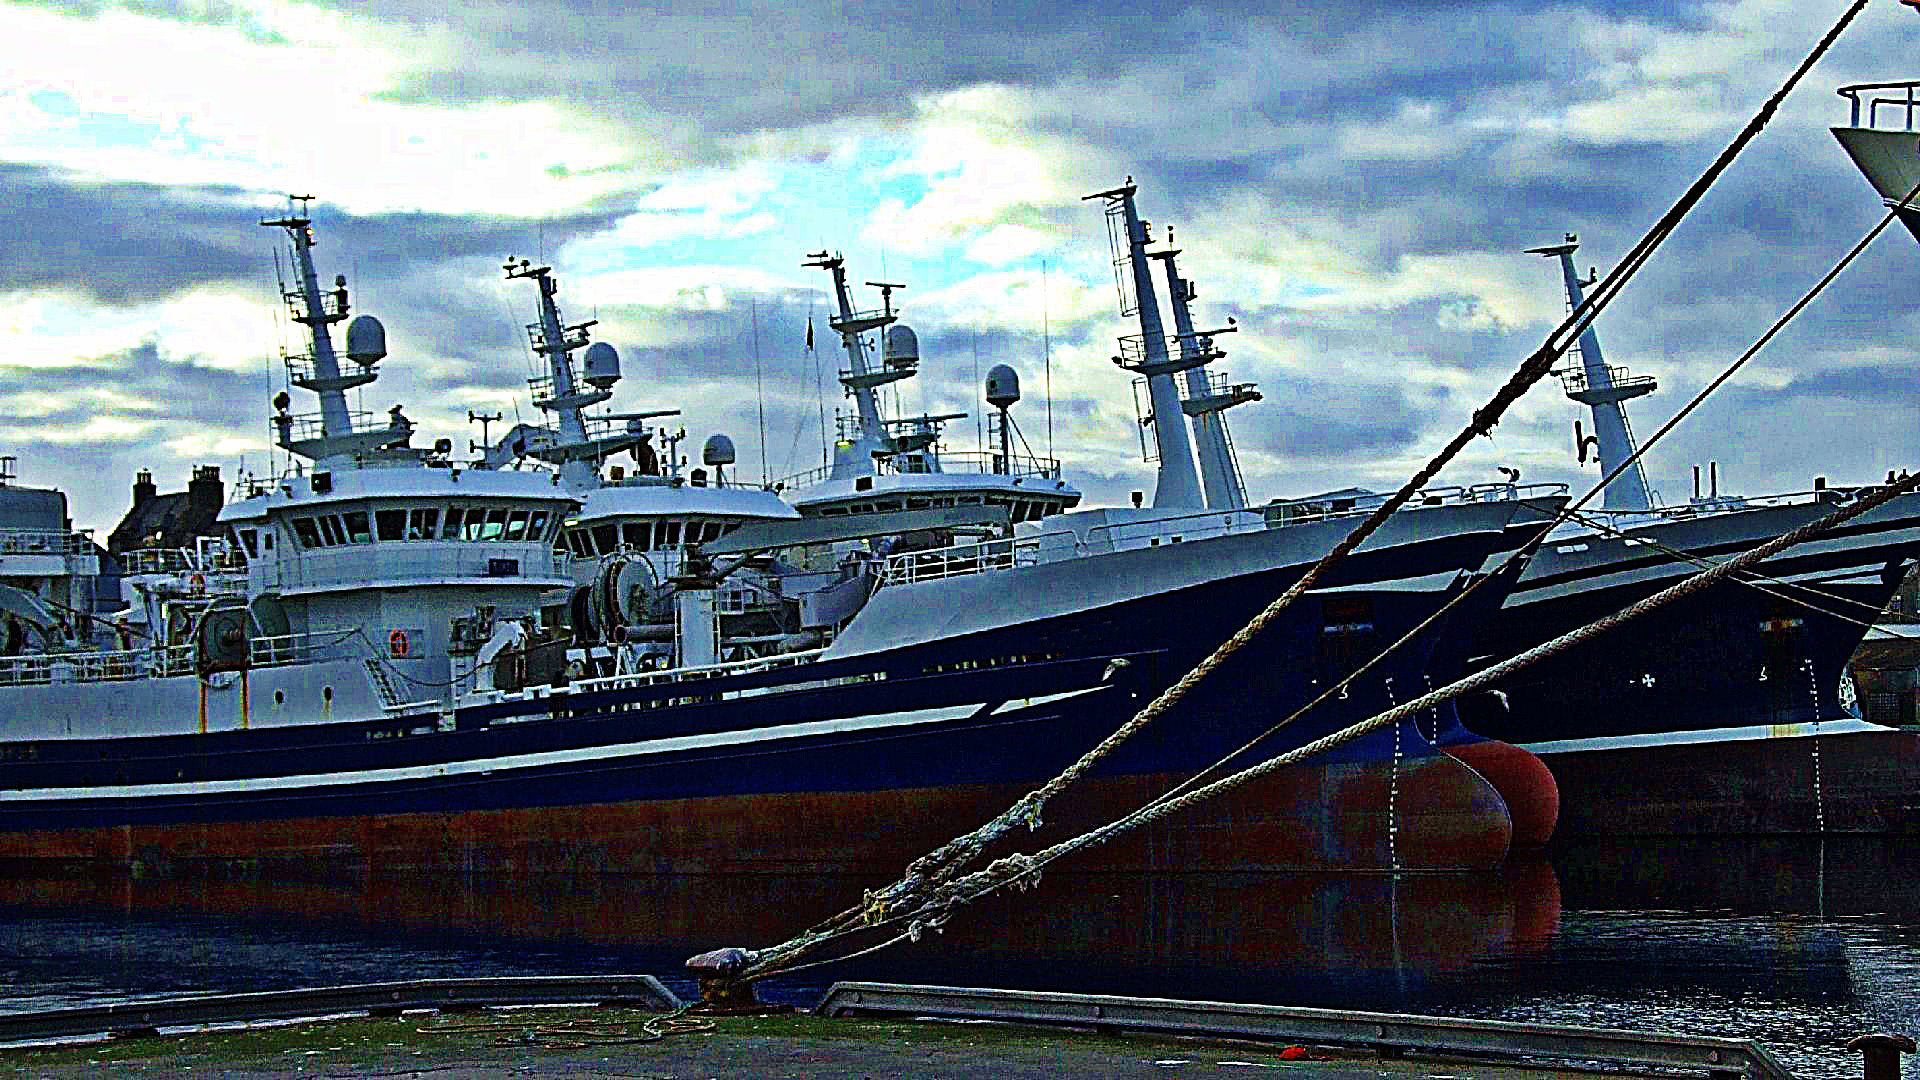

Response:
(188, 573), (205, 593)
(388, 629), (410, 658)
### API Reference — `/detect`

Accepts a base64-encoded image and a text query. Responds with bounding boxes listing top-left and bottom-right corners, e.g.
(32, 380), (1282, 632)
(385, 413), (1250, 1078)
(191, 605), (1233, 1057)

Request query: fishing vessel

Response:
(0, 191), (1562, 877)
(1455, 122), (1920, 834)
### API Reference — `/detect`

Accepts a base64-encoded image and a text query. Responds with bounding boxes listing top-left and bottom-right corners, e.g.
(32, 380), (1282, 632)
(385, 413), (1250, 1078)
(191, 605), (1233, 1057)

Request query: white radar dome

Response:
(986, 363), (1021, 409)
(583, 341), (621, 389)
(702, 433), (737, 466)
(884, 324), (919, 364)
(345, 315), (387, 367)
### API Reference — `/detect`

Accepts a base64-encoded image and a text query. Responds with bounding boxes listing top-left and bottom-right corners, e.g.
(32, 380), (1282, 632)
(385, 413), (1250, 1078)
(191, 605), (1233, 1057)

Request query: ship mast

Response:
(804, 253), (960, 481)
(1085, 182), (1204, 509)
(1154, 239), (1257, 510)
(263, 196), (410, 465)
(1530, 235), (1657, 512)
(494, 259), (662, 490)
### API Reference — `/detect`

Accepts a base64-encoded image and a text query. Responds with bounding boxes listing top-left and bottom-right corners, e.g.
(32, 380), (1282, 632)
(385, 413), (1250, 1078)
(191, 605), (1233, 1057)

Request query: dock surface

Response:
(2, 1007), (1690, 1078)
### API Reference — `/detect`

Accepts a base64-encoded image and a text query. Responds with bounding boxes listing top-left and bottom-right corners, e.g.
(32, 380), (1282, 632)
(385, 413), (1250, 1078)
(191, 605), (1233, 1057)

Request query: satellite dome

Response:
(884, 324), (919, 364)
(583, 341), (621, 389)
(986, 363), (1021, 409)
(702, 433), (737, 466)
(345, 315), (387, 367)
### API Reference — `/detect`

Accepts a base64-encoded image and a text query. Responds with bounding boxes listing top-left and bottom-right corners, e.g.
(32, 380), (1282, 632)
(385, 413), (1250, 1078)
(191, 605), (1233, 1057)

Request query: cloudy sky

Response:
(3, 0), (1917, 534)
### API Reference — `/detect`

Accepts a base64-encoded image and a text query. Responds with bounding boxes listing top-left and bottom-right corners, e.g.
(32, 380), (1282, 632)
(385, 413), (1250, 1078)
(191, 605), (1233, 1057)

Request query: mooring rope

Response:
(759, 470), (1920, 972)
(722, 0), (1872, 988)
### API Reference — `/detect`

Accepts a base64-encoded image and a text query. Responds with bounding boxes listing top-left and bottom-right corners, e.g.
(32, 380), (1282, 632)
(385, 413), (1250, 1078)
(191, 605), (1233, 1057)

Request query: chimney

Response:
(188, 465), (222, 517)
(132, 469), (156, 507)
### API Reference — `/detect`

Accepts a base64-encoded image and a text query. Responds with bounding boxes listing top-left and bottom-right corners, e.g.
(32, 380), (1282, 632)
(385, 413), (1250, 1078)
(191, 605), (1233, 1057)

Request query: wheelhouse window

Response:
(408, 507), (439, 540)
(503, 509), (531, 542)
(592, 523), (619, 554)
(660, 521), (681, 547)
(441, 507), (466, 540)
(343, 511), (373, 544)
(566, 529), (592, 557)
(237, 528), (261, 559)
(316, 515), (345, 547)
(622, 522), (651, 549)
(476, 508), (509, 541)
(527, 510), (551, 543)
(375, 509), (406, 542)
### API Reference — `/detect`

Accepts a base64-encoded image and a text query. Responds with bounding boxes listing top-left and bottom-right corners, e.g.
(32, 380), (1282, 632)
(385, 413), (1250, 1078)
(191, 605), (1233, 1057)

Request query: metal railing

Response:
(880, 536), (1031, 585)
(0, 643), (196, 686)
(1556, 364), (1657, 397)
(1839, 80), (1920, 131)
(0, 976), (679, 1043)
(779, 451), (1063, 492)
(252, 628), (358, 668)
(816, 984), (1798, 1080)
(864, 482), (1572, 588)
(0, 527), (92, 556)
(540, 646), (831, 700)
(275, 409), (376, 443)
(262, 542), (570, 592)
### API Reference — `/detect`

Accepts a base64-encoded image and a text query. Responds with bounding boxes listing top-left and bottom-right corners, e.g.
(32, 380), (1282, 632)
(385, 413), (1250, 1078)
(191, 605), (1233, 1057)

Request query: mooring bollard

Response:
(685, 947), (762, 1011)
(1847, 1033), (1916, 1080)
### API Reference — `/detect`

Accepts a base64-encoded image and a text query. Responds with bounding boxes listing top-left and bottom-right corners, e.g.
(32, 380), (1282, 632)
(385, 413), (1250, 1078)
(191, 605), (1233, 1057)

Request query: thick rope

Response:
(795, 470), (1920, 964)
(723, 0), (1869, 984)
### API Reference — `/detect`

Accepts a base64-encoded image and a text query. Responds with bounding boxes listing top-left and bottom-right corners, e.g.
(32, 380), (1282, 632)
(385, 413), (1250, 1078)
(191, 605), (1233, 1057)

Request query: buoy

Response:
(388, 629), (410, 658)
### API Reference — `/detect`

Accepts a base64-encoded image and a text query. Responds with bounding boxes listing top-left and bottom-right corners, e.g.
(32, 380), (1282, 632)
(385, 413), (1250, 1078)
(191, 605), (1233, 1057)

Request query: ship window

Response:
(623, 522), (651, 549)
(703, 522), (724, 542)
(477, 508), (509, 541)
(527, 510), (550, 543)
(317, 515), (345, 546)
(238, 528), (260, 559)
(262, 531), (274, 552)
(503, 509), (531, 542)
(660, 521), (681, 546)
(409, 507), (439, 540)
(592, 523), (620, 554)
(720, 522), (740, 536)
(442, 507), (465, 539)
(343, 511), (373, 544)
(375, 509), (406, 542)
(566, 529), (591, 557)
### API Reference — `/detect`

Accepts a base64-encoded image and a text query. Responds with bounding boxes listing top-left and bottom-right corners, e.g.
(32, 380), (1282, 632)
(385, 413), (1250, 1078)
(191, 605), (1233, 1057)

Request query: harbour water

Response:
(0, 837), (1914, 1078)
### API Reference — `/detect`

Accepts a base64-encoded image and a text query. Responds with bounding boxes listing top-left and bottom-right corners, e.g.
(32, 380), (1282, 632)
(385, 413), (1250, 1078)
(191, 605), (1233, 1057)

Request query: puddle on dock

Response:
(0, 837), (1915, 1079)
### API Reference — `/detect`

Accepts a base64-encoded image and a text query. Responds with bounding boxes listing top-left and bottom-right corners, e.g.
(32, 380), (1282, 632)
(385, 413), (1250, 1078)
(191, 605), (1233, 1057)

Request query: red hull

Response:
(0, 755), (1515, 874)
(1443, 739), (1560, 850)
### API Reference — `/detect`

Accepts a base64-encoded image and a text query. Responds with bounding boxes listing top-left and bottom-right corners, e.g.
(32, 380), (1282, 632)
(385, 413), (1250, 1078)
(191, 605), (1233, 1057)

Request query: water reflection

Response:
(0, 838), (1914, 1078)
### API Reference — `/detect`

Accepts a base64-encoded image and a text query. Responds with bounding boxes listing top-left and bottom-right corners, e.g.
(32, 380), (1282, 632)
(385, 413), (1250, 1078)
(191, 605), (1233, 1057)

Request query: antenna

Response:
(751, 297), (768, 488)
(468, 410), (502, 454)
(1042, 258), (1053, 461)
